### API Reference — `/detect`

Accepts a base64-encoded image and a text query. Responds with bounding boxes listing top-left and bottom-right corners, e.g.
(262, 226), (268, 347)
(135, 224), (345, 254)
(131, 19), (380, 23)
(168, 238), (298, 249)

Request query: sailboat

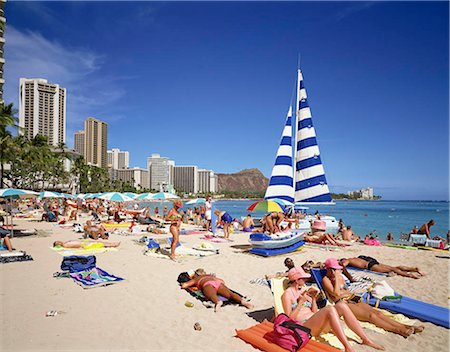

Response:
(265, 67), (338, 231)
(249, 66), (338, 256)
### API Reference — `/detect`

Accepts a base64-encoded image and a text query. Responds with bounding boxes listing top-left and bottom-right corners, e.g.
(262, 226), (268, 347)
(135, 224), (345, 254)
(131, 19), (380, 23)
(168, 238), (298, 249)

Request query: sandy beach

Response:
(1, 215), (449, 352)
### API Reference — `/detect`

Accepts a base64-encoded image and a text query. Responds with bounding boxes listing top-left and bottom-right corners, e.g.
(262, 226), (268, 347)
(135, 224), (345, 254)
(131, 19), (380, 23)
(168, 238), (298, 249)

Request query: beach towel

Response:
(69, 267), (124, 289)
(51, 246), (118, 256)
(236, 320), (340, 352)
(201, 235), (232, 243)
(0, 251), (33, 264)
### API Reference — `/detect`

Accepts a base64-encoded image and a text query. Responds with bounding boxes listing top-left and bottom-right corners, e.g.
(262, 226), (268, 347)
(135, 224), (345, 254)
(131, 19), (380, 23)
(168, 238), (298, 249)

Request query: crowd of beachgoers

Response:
(1, 195), (449, 352)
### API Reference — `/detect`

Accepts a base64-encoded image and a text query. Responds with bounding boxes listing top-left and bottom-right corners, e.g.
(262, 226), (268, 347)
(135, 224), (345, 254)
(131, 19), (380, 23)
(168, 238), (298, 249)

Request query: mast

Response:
(264, 106), (295, 203)
(294, 68), (332, 203)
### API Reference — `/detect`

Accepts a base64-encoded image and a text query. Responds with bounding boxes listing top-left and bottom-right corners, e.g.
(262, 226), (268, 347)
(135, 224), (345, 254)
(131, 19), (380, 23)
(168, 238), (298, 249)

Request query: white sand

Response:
(1, 216), (449, 351)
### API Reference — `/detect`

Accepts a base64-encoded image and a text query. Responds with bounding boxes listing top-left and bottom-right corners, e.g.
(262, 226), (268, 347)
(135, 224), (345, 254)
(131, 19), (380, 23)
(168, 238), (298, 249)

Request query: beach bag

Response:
(265, 313), (311, 351)
(371, 280), (396, 300)
(60, 255), (96, 273)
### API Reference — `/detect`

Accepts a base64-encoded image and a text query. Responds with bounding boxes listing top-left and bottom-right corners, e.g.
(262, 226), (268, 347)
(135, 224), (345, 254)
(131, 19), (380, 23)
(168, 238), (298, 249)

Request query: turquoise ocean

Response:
(140, 200), (448, 240)
(213, 200), (449, 240)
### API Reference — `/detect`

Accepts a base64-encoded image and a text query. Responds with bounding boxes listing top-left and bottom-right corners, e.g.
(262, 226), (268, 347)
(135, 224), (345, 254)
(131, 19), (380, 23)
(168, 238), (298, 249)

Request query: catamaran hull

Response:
(249, 240), (305, 257)
(249, 232), (304, 249)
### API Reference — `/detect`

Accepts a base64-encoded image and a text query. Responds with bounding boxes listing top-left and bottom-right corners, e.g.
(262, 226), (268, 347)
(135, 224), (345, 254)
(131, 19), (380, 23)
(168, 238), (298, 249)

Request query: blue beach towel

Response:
(69, 267), (124, 289)
(311, 269), (449, 328)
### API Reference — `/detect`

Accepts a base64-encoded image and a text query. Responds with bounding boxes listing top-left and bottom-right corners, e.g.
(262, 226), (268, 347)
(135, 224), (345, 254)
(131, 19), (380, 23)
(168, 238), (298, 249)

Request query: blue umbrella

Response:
(135, 193), (155, 201)
(151, 192), (180, 200)
(39, 191), (64, 198)
(98, 192), (134, 202)
(0, 189), (39, 236)
(185, 198), (206, 205)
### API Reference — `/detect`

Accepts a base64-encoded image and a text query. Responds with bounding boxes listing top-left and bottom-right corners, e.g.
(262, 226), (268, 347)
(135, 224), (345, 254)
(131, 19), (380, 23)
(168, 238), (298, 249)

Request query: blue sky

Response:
(4, 1), (449, 200)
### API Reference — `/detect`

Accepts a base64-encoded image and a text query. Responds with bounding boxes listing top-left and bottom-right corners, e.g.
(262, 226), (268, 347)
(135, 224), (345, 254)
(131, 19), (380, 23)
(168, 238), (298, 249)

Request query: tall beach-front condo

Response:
(174, 165), (198, 194)
(147, 154), (174, 192)
(18, 78), (66, 146)
(84, 117), (108, 168)
(0, 1), (5, 105)
(74, 130), (85, 156)
(107, 148), (129, 170)
(198, 169), (217, 194)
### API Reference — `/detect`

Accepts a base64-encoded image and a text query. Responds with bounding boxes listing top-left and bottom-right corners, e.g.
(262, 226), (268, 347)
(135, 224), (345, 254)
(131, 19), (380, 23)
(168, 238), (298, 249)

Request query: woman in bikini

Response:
(322, 258), (424, 338)
(165, 200), (183, 260)
(282, 267), (384, 352)
(180, 268), (253, 312)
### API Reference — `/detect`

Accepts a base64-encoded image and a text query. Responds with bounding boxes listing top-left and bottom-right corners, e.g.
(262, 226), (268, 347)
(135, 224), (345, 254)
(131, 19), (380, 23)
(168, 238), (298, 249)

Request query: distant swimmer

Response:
(417, 220), (435, 239)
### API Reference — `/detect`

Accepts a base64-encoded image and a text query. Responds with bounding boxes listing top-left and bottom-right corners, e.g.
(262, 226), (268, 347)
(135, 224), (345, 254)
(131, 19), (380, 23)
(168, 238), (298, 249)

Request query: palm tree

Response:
(0, 103), (19, 188)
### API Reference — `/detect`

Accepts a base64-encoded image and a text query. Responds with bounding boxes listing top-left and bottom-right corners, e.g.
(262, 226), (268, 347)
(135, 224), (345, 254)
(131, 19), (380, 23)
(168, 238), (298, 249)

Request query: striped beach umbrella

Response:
(185, 198), (206, 205)
(247, 199), (286, 213)
(270, 198), (294, 207)
(134, 193), (155, 201)
(98, 192), (134, 202)
(61, 193), (75, 199)
(0, 188), (39, 198)
(151, 192), (180, 200)
(39, 191), (64, 198)
(123, 192), (138, 199)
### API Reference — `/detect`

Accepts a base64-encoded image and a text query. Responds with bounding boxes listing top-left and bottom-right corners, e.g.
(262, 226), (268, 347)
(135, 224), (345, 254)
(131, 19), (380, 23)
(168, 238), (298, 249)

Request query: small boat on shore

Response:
(249, 65), (336, 256)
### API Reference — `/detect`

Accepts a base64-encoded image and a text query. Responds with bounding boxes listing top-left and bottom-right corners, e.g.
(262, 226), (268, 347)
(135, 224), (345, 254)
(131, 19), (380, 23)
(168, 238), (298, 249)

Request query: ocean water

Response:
(211, 200), (449, 240)
(138, 200), (448, 240)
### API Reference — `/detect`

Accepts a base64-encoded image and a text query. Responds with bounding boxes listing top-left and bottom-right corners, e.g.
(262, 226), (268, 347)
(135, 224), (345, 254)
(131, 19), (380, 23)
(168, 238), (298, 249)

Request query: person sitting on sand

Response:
(339, 256), (425, 279)
(386, 232), (394, 241)
(242, 214), (255, 232)
(417, 220), (435, 239)
(303, 220), (344, 246)
(322, 258), (424, 337)
(265, 257), (297, 280)
(53, 240), (120, 249)
(180, 268), (254, 312)
(0, 226), (14, 251)
(282, 267), (384, 352)
(83, 220), (108, 240)
(266, 212), (284, 234)
(342, 225), (357, 241)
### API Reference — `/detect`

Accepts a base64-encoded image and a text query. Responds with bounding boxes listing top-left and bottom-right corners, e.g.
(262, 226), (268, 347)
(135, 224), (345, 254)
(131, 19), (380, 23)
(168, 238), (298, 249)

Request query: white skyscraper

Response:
(19, 78), (66, 146)
(147, 154), (174, 191)
(107, 148), (129, 169)
(198, 169), (217, 193)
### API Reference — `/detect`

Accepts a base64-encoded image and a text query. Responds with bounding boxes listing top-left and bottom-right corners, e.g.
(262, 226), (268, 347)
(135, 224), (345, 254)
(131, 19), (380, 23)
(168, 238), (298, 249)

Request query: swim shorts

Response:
(222, 212), (233, 223)
(358, 255), (379, 270)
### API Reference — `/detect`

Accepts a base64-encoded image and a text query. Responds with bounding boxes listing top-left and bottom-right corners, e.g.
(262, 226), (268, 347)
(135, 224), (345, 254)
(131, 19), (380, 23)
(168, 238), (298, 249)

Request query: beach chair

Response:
(311, 269), (449, 328)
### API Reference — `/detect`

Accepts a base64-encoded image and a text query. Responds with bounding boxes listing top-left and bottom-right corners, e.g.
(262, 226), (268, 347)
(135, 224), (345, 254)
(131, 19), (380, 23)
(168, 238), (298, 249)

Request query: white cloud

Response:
(4, 26), (128, 145)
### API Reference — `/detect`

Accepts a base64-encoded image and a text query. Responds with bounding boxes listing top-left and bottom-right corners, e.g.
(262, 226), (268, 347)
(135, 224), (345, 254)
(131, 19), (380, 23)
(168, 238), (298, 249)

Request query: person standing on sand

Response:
(417, 220), (435, 239)
(214, 209), (233, 239)
(165, 200), (183, 261)
(204, 195), (212, 231)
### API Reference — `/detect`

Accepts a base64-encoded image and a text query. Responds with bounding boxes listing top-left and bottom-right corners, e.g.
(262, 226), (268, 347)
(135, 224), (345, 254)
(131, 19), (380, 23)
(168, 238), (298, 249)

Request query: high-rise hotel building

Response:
(174, 166), (198, 194)
(18, 78), (66, 146)
(107, 148), (129, 170)
(0, 1), (6, 105)
(147, 154), (174, 192)
(84, 117), (108, 168)
(73, 130), (85, 156)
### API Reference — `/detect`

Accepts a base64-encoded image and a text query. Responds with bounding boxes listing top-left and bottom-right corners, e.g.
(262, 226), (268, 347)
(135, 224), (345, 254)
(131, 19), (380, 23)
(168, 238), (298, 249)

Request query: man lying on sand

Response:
(339, 256), (425, 279)
(53, 240), (120, 249)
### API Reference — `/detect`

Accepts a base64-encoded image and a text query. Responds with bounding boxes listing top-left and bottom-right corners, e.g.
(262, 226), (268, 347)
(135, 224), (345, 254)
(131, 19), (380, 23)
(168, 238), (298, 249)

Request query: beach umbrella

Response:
(134, 193), (155, 201)
(185, 198), (206, 205)
(123, 192), (138, 199)
(0, 188), (39, 199)
(269, 198), (294, 207)
(151, 192), (180, 200)
(247, 199), (286, 213)
(98, 192), (134, 202)
(61, 193), (75, 199)
(85, 193), (103, 199)
(0, 189), (39, 236)
(39, 191), (64, 198)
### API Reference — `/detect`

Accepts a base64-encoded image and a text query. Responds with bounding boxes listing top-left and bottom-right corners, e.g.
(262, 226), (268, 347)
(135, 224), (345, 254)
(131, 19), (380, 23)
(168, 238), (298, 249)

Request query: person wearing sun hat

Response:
(165, 200), (183, 261)
(322, 258), (424, 337)
(281, 266), (385, 352)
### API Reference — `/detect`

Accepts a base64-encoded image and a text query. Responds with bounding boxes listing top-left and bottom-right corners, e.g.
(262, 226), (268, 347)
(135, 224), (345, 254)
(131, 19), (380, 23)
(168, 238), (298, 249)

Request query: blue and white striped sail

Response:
(294, 69), (332, 203)
(264, 106), (295, 203)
